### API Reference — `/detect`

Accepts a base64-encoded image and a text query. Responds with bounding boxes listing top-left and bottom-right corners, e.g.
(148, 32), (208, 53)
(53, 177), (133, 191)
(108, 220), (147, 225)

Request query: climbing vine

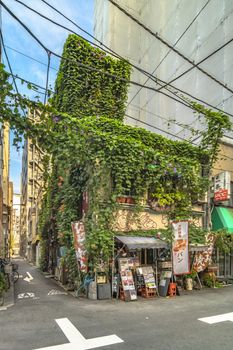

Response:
(0, 34), (232, 285)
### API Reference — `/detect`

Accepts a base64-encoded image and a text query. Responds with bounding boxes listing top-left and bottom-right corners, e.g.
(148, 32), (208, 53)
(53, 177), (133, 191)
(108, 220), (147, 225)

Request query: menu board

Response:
(137, 266), (156, 289)
(118, 257), (140, 270)
(118, 258), (138, 301)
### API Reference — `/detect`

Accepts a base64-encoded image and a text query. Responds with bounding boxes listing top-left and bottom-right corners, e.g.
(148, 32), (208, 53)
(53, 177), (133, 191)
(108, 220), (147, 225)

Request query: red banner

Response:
(172, 221), (189, 275)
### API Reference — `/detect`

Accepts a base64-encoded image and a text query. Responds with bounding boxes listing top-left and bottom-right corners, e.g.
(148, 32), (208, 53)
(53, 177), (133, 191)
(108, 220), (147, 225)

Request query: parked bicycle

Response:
(0, 272), (8, 306)
(0, 258), (19, 287)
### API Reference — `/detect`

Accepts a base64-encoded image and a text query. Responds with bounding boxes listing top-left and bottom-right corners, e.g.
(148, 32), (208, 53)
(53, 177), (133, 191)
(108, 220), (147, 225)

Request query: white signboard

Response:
(172, 221), (189, 275)
(214, 171), (231, 202)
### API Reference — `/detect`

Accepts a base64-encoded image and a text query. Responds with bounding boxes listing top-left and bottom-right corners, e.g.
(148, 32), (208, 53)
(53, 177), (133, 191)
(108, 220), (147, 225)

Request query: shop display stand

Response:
(158, 263), (173, 297)
(141, 286), (156, 298)
(136, 266), (157, 299)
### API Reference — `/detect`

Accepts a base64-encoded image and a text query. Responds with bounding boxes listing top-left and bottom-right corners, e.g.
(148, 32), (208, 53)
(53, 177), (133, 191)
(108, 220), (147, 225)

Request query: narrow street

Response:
(1, 259), (233, 350)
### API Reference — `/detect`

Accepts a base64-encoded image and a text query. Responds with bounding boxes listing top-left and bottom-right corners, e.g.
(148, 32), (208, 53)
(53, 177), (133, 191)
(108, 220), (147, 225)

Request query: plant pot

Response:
(185, 278), (193, 291)
(116, 197), (126, 203)
(126, 197), (135, 204)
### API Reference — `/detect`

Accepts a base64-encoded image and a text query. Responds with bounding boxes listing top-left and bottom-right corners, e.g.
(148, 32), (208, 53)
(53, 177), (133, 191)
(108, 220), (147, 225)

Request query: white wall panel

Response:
(94, 0), (233, 140)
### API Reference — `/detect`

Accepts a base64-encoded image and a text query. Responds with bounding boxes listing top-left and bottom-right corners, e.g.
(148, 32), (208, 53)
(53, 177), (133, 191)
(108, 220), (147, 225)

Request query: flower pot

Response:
(126, 197), (135, 204)
(185, 278), (193, 291)
(116, 197), (126, 203)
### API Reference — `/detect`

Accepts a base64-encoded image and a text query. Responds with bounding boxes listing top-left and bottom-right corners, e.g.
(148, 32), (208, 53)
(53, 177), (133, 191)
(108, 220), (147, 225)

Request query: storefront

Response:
(211, 206), (233, 279)
(112, 235), (169, 301)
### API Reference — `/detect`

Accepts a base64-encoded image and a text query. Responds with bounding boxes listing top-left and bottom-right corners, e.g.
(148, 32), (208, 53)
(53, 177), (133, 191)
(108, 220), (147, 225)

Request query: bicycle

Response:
(0, 258), (10, 290)
(11, 263), (19, 283)
(0, 258), (19, 286)
(75, 275), (94, 298)
(0, 272), (8, 306)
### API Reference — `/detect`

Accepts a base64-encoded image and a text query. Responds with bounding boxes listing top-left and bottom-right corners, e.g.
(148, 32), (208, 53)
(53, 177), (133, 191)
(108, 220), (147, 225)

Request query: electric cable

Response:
(124, 113), (197, 143)
(0, 29), (26, 116)
(1, 2), (194, 111)
(3, 1), (232, 144)
(5, 44), (57, 71)
(7, 72), (54, 94)
(108, 0), (233, 95)
(12, 0), (233, 119)
(0, 0), (48, 53)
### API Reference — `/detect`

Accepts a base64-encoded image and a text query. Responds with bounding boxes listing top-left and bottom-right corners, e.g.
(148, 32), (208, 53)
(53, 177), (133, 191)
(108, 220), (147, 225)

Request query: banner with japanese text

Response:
(71, 221), (88, 272)
(172, 221), (189, 275)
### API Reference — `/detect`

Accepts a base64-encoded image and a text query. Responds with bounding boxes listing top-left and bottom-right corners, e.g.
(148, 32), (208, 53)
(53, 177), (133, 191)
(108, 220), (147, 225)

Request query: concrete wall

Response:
(94, 0), (233, 140)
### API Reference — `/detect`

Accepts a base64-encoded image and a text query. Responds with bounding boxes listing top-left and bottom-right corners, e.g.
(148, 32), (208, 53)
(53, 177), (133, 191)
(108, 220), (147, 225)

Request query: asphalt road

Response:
(1, 259), (233, 350)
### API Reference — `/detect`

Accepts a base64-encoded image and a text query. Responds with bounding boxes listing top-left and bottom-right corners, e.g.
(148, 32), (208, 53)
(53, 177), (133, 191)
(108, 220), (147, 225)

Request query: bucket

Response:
(185, 278), (193, 291)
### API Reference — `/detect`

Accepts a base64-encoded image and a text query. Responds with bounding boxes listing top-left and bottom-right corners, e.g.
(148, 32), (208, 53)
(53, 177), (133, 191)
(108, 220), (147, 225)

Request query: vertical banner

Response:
(172, 221), (189, 275)
(71, 221), (88, 272)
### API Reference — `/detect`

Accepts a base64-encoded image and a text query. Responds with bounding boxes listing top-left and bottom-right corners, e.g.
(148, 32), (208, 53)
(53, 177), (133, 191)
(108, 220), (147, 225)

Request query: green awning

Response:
(211, 207), (233, 233)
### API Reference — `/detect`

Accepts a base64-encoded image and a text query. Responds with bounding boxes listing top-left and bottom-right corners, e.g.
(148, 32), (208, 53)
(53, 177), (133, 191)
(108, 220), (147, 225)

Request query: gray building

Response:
(94, 0), (233, 140)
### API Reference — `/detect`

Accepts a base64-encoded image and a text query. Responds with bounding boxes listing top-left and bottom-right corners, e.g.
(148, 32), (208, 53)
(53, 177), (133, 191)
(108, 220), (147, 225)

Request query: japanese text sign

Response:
(172, 221), (189, 275)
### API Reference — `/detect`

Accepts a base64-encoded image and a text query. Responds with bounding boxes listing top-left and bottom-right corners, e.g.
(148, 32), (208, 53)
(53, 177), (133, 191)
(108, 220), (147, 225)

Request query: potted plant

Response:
(183, 270), (197, 291)
(0, 272), (8, 306)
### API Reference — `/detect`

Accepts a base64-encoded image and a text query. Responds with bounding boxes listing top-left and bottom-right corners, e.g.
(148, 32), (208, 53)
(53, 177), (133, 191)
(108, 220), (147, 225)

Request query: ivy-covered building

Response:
(35, 34), (232, 291)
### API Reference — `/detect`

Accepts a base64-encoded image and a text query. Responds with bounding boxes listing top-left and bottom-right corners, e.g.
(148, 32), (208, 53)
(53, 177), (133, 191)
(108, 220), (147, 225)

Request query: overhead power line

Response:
(5, 44), (57, 70)
(1, 1), (194, 111)
(12, 0), (233, 119)
(108, 0), (233, 95)
(3, 0), (232, 144)
(0, 29), (26, 116)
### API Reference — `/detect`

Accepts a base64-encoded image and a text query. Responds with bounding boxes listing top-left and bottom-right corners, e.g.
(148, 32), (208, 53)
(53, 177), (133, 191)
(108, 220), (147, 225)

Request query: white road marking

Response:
(0, 307), (7, 311)
(199, 312), (233, 324)
(18, 292), (35, 299)
(47, 290), (67, 296)
(33, 317), (124, 350)
(24, 272), (34, 283)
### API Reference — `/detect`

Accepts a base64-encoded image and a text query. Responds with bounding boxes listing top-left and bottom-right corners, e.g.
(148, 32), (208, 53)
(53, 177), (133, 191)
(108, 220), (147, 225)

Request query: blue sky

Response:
(2, 0), (94, 193)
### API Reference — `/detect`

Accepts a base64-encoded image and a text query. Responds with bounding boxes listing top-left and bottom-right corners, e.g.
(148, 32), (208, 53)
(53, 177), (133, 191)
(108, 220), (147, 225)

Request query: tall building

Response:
(0, 123), (11, 257)
(20, 110), (44, 264)
(94, 0), (233, 139)
(0, 124), (4, 255)
(12, 193), (21, 256)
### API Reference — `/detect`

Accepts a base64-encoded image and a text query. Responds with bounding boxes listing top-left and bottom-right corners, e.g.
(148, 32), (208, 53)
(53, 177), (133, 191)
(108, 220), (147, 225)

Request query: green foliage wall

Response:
(53, 34), (131, 121)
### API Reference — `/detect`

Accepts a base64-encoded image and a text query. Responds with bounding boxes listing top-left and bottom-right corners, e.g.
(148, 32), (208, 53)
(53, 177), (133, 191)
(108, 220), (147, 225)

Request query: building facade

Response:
(20, 110), (44, 265)
(94, 0), (233, 140)
(0, 123), (12, 258)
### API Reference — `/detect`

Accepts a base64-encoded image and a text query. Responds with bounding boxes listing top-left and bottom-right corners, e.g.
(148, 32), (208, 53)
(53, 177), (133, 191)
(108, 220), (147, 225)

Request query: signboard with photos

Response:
(172, 221), (189, 275)
(213, 171), (231, 202)
(137, 266), (156, 289)
(118, 258), (138, 301)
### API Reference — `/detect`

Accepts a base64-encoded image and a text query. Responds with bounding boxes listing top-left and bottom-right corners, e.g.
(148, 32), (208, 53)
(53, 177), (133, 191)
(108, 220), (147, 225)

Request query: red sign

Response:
(214, 189), (229, 202)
